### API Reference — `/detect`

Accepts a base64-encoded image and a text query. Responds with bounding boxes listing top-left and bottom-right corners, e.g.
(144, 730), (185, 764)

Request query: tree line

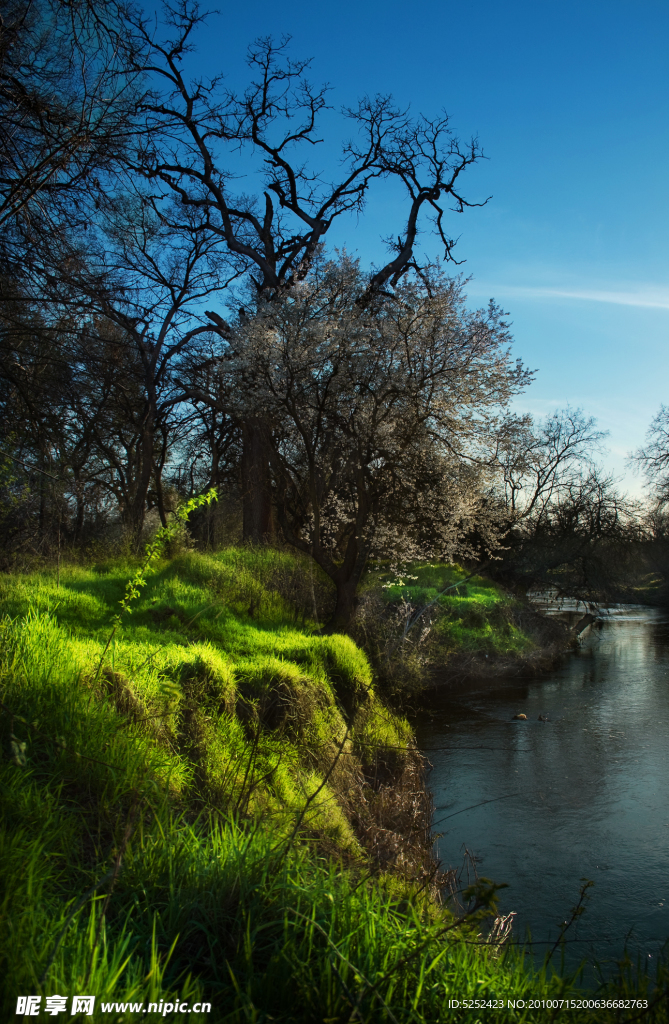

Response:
(1, 0), (666, 626)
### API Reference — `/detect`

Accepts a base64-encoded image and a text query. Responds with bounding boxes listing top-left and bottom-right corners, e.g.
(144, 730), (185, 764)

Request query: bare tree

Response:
(0, 0), (153, 546)
(135, 10), (484, 294)
(489, 411), (644, 597)
(631, 405), (669, 510)
(0, 0), (144, 269)
(506, 468), (642, 599)
(61, 196), (239, 540)
(497, 407), (608, 524)
(0, 1), (496, 552)
(131, 2), (488, 539)
(0, 199), (227, 545)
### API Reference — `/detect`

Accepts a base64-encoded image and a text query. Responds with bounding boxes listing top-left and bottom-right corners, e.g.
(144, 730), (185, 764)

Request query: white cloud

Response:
(468, 283), (669, 310)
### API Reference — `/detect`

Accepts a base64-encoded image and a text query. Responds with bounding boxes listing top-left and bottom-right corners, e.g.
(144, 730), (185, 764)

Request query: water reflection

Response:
(414, 608), (669, 971)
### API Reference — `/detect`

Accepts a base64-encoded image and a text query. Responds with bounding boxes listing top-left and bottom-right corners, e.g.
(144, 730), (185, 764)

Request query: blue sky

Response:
(186, 0), (669, 492)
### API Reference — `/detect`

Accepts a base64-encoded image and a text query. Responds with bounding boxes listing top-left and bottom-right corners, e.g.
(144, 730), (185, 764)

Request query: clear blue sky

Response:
(184, 0), (669, 491)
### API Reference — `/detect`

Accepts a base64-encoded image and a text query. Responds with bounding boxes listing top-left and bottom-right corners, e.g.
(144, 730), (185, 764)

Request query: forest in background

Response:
(3, 0), (669, 628)
(4, 4), (669, 1019)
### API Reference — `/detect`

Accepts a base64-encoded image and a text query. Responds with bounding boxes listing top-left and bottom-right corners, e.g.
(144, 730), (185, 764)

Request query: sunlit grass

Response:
(369, 561), (534, 658)
(1, 549), (666, 1021)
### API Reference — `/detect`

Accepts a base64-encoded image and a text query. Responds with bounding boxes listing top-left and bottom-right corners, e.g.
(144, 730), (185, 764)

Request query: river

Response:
(414, 606), (669, 973)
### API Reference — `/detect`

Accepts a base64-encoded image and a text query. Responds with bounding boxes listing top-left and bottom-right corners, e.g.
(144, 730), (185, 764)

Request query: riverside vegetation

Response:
(2, 526), (668, 1022)
(3, 3), (669, 1018)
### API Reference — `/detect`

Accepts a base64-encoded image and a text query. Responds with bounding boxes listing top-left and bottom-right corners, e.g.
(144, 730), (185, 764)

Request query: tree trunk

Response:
(154, 471), (167, 528)
(38, 466), (46, 542)
(241, 420), (274, 544)
(73, 473), (85, 540)
(154, 426), (169, 528)
(129, 422), (155, 546)
(322, 576), (359, 634)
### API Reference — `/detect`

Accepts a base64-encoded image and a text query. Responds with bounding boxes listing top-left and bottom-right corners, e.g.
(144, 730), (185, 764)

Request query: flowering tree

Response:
(130, 3), (488, 540)
(198, 257), (532, 631)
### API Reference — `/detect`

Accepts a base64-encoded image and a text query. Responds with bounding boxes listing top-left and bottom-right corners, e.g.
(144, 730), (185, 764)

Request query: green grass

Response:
(1, 549), (667, 1021)
(371, 562), (534, 658)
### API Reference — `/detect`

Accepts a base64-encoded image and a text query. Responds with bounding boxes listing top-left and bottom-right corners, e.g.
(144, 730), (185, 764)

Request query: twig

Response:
(91, 489), (217, 689)
(114, 709), (178, 731)
(234, 724), (262, 815)
(0, 448), (60, 480)
(432, 792), (521, 829)
(275, 725), (351, 854)
(547, 879), (594, 961)
(345, 883), (501, 1023)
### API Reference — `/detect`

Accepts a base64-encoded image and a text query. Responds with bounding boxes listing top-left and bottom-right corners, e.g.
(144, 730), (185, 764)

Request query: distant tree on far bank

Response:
(632, 405), (669, 510)
(627, 406), (669, 604)
(493, 409), (643, 601)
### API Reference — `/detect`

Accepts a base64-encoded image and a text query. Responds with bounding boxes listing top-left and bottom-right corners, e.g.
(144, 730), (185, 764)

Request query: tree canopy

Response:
(0, 0), (653, 622)
(184, 257), (532, 628)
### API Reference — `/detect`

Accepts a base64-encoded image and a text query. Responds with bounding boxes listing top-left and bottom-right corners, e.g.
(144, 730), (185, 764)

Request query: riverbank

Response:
(356, 562), (576, 699)
(428, 606), (576, 696)
(1, 550), (666, 1021)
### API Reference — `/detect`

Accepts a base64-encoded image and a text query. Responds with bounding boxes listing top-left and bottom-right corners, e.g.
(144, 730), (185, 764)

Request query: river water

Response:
(414, 606), (669, 971)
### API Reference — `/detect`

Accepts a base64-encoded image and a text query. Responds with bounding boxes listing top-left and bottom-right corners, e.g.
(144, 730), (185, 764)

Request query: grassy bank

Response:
(356, 562), (568, 694)
(374, 563), (531, 654)
(1, 549), (666, 1021)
